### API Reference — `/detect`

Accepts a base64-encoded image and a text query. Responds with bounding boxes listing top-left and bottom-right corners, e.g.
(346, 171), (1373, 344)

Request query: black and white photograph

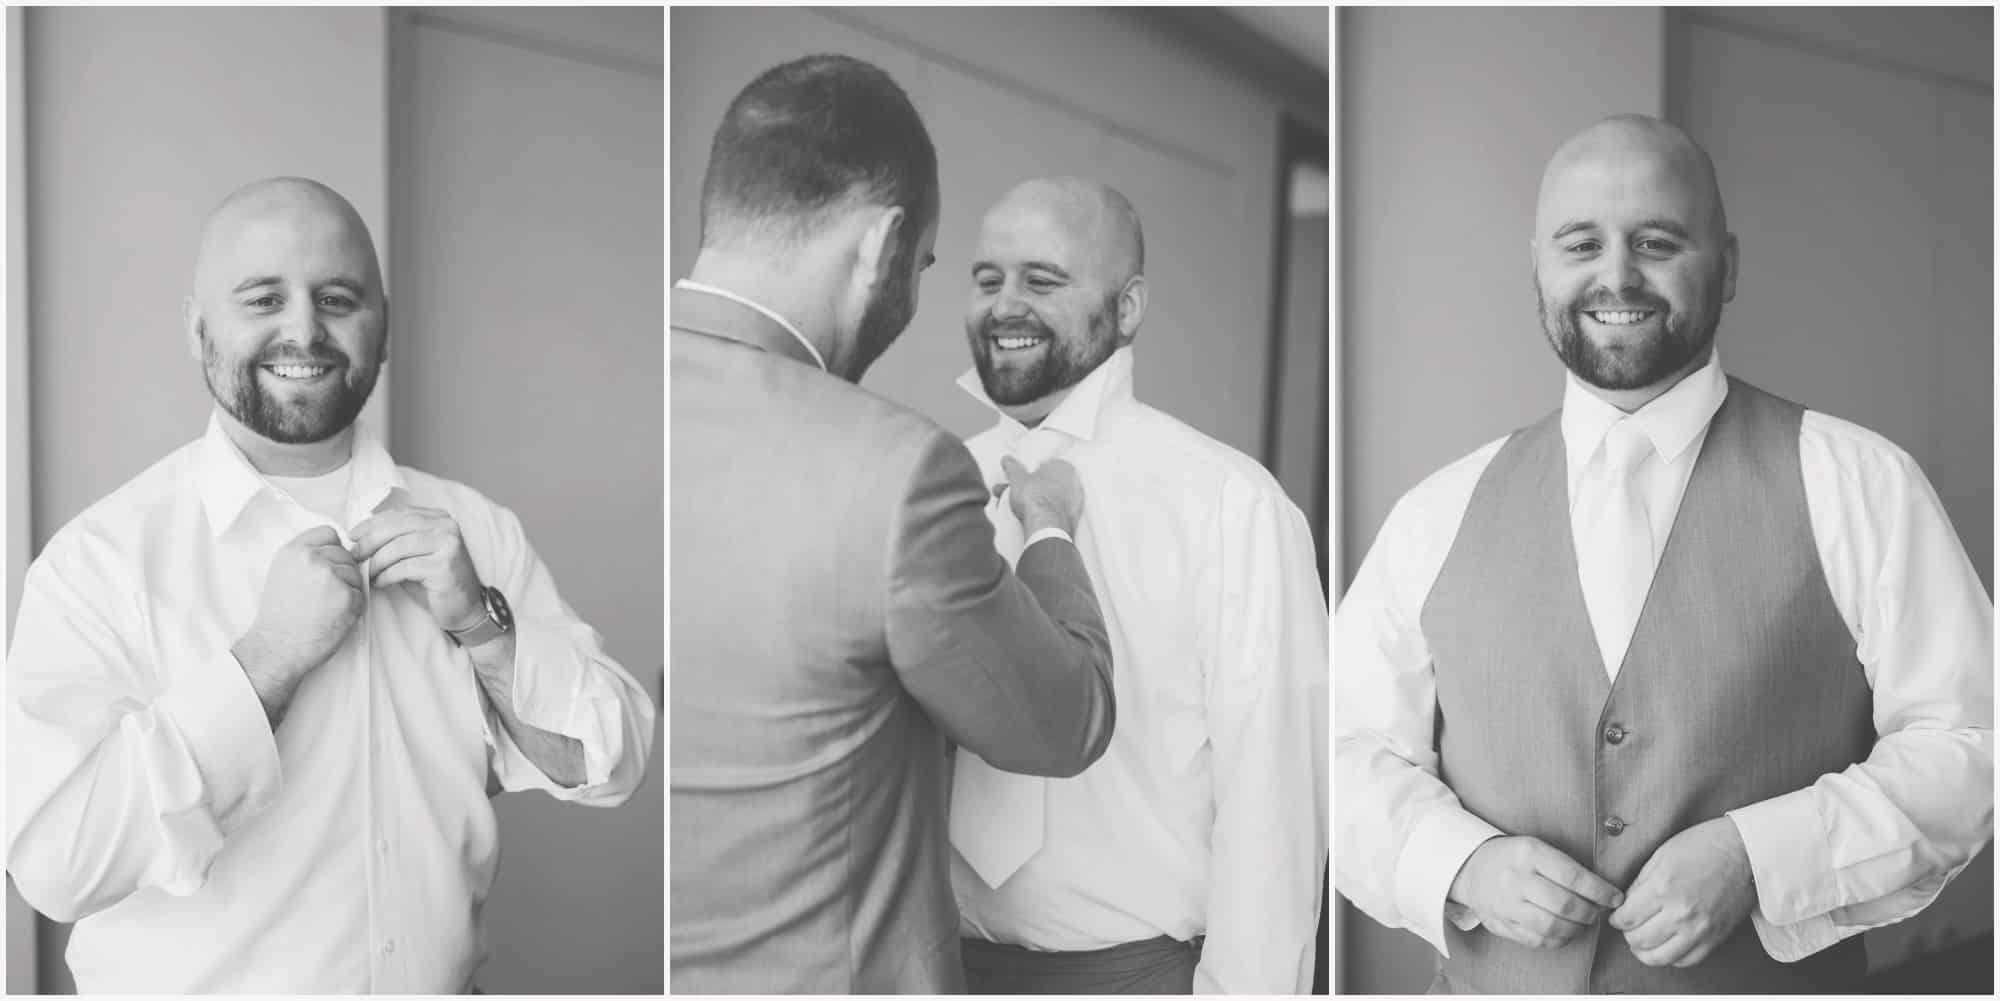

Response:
(3, 7), (664, 994)
(668, 6), (1330, 995)
(1332, 6), (1994, 995)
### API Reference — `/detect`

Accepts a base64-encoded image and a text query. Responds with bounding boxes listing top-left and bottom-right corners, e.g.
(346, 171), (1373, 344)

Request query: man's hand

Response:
(350, 489), (485, 633)
(233, 525), (365, 725)
(1002, 455), (1084, 538)
(1610, 816), (1757, 968)
(1449, 835), (1625, 949)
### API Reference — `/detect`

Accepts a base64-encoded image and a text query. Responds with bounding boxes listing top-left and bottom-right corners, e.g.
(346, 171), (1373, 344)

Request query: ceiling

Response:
(1222, 6), (1331, 78)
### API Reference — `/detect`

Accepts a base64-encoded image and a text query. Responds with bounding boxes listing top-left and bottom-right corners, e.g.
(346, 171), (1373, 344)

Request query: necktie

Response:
(1573, 419), (1657, 679)
(950, 426), (1070, 889)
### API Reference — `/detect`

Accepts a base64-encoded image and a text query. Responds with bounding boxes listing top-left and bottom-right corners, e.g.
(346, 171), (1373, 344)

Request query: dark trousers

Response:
(961, 934), (1204, 995)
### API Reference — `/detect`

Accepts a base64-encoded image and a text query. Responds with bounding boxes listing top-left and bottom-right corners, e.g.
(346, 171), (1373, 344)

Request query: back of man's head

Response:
(699, 54), (938, 253)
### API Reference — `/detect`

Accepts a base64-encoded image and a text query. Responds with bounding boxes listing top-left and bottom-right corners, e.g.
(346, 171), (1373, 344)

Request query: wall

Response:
(670, 6), (1312, 463)
(1671, 6), (1994, 970)
(8, 7), (660, 993)
(1334, 7), (1668, 993)
(388, 7), (663, 994)
(6, 7), (33, 993)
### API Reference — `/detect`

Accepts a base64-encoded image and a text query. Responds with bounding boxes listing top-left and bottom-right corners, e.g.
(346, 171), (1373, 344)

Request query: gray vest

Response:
(1422, 378), (1874, 994)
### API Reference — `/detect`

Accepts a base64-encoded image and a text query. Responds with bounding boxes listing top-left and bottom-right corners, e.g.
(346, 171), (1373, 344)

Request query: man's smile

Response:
(1584, 309), (1656, 326)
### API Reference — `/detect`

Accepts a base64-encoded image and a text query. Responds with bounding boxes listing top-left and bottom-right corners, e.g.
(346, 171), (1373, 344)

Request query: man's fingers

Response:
(350, 511), (433, 561)
(999, 455), (1027, 481)
(1531, 847), (1624, 910)
(294, 525), (343, 548)
(1608, 888), (1662, 931)
(1620, 910), (1679, 953)
(328, 561), (364, 591)
(1526, 874), (1608, 925)
(1630, 926), (1695, 968)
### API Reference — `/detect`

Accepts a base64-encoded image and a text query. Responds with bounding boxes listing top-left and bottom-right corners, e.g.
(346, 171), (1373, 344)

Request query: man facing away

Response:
(1336, 114), (1993, 993)
(4, 178), (657, 993)
(947, 178), (1329, 994)
(669, 57), (1118, 993)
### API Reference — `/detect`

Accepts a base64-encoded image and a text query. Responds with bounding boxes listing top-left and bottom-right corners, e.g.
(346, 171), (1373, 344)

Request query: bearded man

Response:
(946, 177), (1328, 995)
(1335, 114), (1993, 993)
(5, 177), (656, 993)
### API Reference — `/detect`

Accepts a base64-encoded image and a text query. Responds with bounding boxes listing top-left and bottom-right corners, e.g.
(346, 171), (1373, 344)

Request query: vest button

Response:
(1603, 816), (1627, 836)
(1604, 724), (1628, 745)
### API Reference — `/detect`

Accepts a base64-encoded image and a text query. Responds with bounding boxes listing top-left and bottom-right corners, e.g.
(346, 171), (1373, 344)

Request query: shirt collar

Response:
(956, 345), (1137, 446)
(1560, 348), (1729, 478)
(674, 279), (827, 373)
(195, 411), (407, 539)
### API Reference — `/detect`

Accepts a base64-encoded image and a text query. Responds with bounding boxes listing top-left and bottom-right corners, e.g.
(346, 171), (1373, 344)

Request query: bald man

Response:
(947, 178), (1328, 994)
(1335, 115), (1993, 993)
(5, 177), (656, 993)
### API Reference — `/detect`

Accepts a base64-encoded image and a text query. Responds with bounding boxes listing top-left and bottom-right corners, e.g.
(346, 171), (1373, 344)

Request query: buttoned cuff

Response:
(1395, 807), (1504, 956)
(158, 651), (284, 833)
(1021, 526), (1073, 550)
(1727, 792), (1836, 927)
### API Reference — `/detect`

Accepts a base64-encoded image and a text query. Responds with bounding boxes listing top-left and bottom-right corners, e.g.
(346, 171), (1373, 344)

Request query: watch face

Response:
(486, 586), (514, 631)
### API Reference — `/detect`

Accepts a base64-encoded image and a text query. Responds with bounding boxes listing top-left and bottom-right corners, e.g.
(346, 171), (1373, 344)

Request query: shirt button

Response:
(377, 839), (389, 854)
(1603, 816), (1627, 837)
(1604, 724), (1628, 745)
(382, 939), (396, 954)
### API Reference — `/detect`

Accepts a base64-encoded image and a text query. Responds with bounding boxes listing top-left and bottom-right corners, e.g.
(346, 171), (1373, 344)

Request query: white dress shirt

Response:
(1335, 351), (1994, 963)
(949, 348), (1330, 993)
(5, 414), (657, 992)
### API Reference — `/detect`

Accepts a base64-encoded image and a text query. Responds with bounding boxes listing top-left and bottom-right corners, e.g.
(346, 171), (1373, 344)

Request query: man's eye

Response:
(1637, 238), (1679, 254)
(1567, 241), (1600, 255)
(319, 295), (355, 310)
(247, 295), (281, 309)
(1026, 277), (1056, 291)
(974, 278), (1001, 293)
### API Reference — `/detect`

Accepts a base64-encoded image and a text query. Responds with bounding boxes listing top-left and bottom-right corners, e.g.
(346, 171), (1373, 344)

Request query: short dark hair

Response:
(699, 54), (938, 250)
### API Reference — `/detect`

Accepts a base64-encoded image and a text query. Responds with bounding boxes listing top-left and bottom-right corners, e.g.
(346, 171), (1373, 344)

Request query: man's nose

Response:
(1599, 246), (1643, 295)
(990, 283), (1031, 321)
(272, 304), (328, 346)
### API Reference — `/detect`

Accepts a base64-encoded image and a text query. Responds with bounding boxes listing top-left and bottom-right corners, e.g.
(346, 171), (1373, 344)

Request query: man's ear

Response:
(182, 296), (205, 364)
(852, 205), (906, 292)
(1116, 275), (1148, 343)
(1720, 232), (1740, 304)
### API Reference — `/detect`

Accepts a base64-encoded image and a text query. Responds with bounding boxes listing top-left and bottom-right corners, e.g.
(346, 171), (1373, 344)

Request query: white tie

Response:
(950, 426), (1070, 889)
(1574, 419), (1657, 679)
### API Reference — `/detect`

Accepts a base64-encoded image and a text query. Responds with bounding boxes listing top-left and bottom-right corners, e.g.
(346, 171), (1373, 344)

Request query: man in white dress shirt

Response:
(948, 177), (1329, 994)
(4, 177), (656, 993)
(1335, 114), (1993, 993)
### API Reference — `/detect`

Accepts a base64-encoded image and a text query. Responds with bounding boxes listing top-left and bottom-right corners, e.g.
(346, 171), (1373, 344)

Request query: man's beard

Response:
(1536, 271), (1722, 392)
(969, 292), (1121, 406)
(202, 334), (377, 445)
(848, 235), (918, 381)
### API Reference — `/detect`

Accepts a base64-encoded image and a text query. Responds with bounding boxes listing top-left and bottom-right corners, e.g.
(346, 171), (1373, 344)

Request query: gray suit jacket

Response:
(668, 286), (1116, 993)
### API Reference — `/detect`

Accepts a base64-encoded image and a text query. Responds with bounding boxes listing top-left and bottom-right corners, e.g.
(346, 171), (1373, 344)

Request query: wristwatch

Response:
(448, 585), (514, 648)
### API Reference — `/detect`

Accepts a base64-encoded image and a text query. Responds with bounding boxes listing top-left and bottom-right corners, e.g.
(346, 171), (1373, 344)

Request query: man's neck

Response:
(217, 409), (355, 477)
(685, 250), (842, 375)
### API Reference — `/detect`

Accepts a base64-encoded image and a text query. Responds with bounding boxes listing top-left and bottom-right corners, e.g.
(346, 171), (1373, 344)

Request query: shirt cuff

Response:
(1394, 807), (1505, 956)
(157, 651), (284, 832)
(1020, 526), (1073, 550)
(1727, 792), (1837, 927)
(505, 619), (621, 789)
